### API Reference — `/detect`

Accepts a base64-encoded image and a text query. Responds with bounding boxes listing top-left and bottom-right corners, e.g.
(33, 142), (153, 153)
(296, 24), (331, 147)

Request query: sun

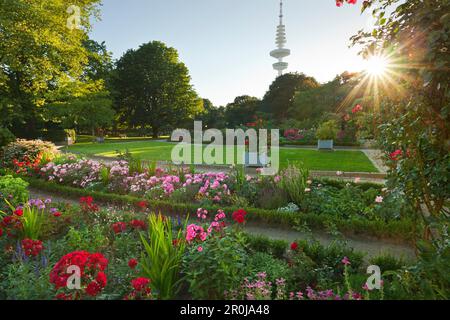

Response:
(364, 54), (390, 77)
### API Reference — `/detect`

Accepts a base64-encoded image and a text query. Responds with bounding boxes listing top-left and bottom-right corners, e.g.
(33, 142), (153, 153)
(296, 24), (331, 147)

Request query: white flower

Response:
(375, 196), (384, 203)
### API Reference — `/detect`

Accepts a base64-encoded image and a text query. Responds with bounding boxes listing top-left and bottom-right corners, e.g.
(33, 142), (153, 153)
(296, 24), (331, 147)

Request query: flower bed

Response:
(22, 177), (416, 242)
(1, 145), (419, 244)
(0, 191), (422, 300)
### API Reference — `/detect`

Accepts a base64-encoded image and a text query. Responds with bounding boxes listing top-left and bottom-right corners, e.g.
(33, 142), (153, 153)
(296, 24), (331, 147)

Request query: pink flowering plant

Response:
(41, 159), (102, 188)
(182, 208), (247, 299)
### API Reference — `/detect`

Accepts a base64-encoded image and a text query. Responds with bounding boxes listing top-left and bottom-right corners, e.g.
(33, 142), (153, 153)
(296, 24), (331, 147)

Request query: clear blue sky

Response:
(90, 0), (374, 106)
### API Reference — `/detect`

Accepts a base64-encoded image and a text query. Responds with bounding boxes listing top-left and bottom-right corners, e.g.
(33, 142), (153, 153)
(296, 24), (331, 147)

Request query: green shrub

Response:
(0, 262), (54, 300)
(298, 239), (365, 271)
(169, 185), (199, 203)
(1, 139), (58, 165)
(257, 186), (289, 210)
(244, 234), (288, 259)
(42, 128), (66, 143)
(65, 129), (77, 143)
(245, 252), (291, 283)
(105, 233), (144, 298)
(302, 184), (413, 223)
(0, 175), (29, 212)
(288, 240), (365, 291)
(369, 253), (408, 273)
(65, 225), (109, 252)
(315, 178), (383, 191)
(182, 229), (248, 299)
(316, 120), (338, 140)
(0, 127), (15, 148)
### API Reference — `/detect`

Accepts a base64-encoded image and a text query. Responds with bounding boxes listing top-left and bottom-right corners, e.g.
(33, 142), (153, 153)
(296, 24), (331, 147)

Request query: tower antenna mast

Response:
(270, 0), (290, 76)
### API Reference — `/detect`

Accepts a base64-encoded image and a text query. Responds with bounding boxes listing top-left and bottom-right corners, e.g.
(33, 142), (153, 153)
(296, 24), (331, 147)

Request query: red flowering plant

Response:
(284, 129), (303, 141)
(79, 196), (99, 213)
(232, 209), (248, 225)
(0, 214), (22, 239)
(124, 277), (154, 300)
(0, 198), (60, 241)
(335, 0), (358, 7)
(136, 201), (148, 212)
(21, 238), (44, 257)
(11, 153), (43, 176)
(128, 258), (138, 269)
(50, 251), (108, 300)
(112, 222), (127, 234)
(129, 219), (146, 231)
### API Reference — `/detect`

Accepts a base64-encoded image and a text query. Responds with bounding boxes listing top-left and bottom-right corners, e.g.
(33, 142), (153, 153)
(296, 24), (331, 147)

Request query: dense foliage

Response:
(112, 41), (202, 137)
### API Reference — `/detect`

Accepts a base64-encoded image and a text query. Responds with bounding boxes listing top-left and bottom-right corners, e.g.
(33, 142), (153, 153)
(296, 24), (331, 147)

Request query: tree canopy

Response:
(260, 73), (319, 120)
(112, 41), (202, 137)
(0, 0), (103, 137)
(224, 95), (261, 127)
(291, 72), (362, 124)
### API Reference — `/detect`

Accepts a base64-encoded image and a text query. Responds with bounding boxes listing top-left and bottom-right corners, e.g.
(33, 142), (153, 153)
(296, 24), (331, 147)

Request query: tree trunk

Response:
(152, 127), (159, 139)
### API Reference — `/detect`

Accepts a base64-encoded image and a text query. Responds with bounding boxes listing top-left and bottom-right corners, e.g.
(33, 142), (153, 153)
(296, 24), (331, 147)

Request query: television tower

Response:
(270, 0), (290, 76)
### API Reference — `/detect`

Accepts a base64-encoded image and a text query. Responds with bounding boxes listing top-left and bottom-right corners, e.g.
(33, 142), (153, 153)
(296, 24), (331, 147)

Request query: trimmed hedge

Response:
(24, 177), (415, 243)
(315, 178), (384, 190)
(280, 141), (361, 147)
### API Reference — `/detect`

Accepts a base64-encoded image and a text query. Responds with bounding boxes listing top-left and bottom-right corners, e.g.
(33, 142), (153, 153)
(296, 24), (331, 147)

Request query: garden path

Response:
(29, 188), (415, 262)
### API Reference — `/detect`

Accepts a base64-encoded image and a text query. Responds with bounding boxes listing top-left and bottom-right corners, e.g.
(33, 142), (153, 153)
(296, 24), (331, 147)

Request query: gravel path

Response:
(245, 224), (415, 261)
(30, 188), (415, 261)
(362, 149), (389, 174)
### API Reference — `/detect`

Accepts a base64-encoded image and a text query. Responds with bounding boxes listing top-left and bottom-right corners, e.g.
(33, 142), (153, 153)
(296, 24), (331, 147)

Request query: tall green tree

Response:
(224, 95), (260, 127)
(260, 73), (319, 121)
(45, 91), (114, 137)
(112, 41), (202, 138)
(197, 99), (226, 129)
(44, 39), (114, 137)
(291, 72), (361, 123)
(0, 0), (103, 137)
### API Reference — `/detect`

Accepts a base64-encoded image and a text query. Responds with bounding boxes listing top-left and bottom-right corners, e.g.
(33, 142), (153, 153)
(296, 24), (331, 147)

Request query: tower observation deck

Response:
(270, 0), (290, 76)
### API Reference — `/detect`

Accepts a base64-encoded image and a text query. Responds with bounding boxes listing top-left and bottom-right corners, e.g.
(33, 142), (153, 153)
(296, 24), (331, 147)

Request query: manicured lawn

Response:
(66, 141), (378, 172)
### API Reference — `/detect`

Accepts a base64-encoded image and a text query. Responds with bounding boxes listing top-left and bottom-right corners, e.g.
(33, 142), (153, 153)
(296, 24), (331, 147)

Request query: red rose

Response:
(86, 281), (102, 297)
(128, 258), (138, 269)
(131, 277), (150, 291)
(56, 293), (73, 300)
(389, 149), (402, 161)
(290, 242), (299, 251)
(50, 251), (108, 298)
(96, 272), (107, 288)
(137, 201), (148, 209)
(112, 222), (127, 234)
(21, 239), (44, 257)
(2, 216), (12, 226)
(130, 219), (146, 230)
(14, 209), (23, 217)
(352, 104), (363, 114)
(232, 209), (247, 224)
